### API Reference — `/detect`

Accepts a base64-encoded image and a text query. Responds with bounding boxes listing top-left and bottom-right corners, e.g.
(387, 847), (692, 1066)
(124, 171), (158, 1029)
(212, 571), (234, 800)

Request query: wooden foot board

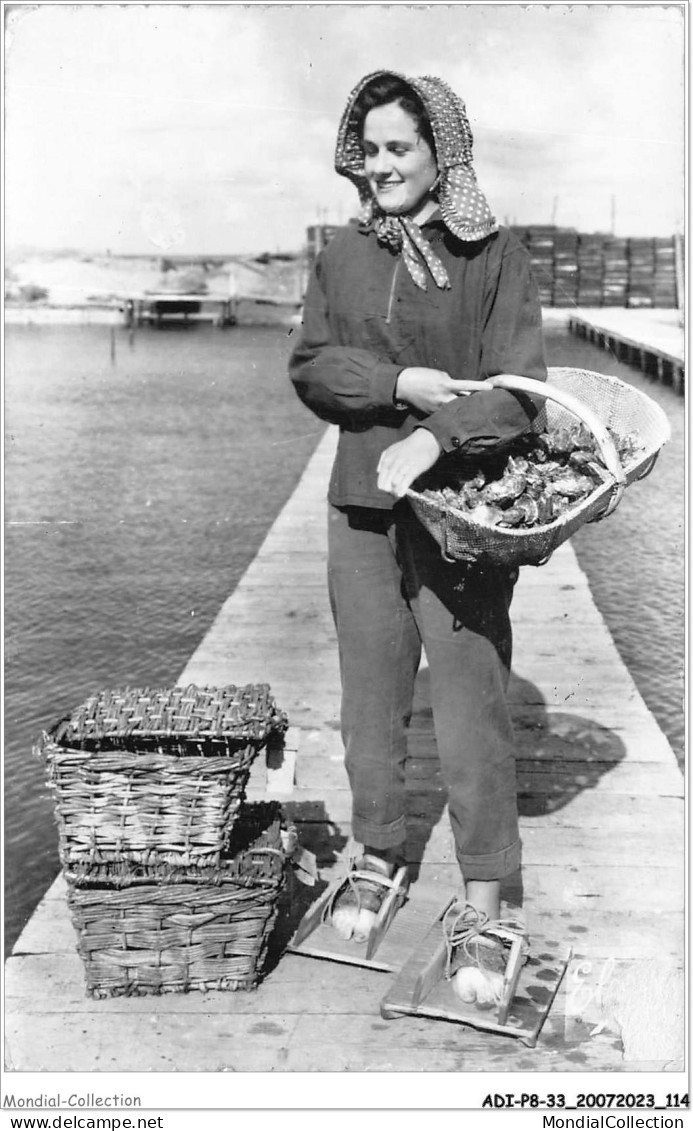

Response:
(287, 873), (452, 972)
(379, 900), (571, 1047)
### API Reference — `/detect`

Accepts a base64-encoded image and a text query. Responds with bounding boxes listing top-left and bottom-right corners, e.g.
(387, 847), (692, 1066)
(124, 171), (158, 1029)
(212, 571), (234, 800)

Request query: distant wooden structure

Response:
(567, 310), (684, 394)
(123, 293), (237, 328)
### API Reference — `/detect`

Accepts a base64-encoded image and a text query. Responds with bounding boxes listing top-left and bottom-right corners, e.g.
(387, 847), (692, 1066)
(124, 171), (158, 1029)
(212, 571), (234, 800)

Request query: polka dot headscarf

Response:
(335, 70), (497, 290)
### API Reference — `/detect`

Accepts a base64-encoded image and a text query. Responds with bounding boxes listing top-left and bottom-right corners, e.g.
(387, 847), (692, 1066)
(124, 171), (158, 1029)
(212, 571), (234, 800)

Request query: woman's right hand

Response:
(395, 367), (474, 415)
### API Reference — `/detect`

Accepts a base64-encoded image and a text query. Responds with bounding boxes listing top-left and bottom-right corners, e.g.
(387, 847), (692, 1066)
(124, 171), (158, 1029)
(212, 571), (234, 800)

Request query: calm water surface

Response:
(3, 320), (684, 956)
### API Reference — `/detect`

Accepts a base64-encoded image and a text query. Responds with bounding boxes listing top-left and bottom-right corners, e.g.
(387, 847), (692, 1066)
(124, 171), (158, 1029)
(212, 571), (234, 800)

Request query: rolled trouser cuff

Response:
(456, 838), (522, 882)
(351, 812), (407, 851)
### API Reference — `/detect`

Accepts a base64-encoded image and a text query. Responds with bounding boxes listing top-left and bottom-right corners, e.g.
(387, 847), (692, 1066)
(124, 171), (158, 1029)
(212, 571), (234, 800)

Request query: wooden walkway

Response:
(5, 428), (684, 1073)
(567, 309), (684, 393)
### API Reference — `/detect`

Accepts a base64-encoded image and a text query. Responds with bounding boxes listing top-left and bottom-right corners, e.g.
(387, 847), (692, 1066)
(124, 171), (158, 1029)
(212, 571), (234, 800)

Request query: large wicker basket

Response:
(35, 684), (287, 870)
(407, 367), (671, 568)
(65, 803), (288, 997)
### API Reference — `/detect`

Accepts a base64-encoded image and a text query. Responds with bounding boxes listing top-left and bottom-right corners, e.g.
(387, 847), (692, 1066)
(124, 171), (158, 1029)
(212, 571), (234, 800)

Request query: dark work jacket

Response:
(289, 215), (547, 509)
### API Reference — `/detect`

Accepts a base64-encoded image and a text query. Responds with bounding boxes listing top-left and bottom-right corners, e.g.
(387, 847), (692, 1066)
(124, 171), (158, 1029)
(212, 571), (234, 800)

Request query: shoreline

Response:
(5, 304), (679, 330)
(4, 300), (302, 327)
(3, 305), (572, 331)
(4, 304), (122, 325)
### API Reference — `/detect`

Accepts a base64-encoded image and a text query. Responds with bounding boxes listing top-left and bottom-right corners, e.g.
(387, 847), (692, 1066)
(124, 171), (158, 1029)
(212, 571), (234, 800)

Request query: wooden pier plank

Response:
(567, 309), (683, 364)
(4, 1009), (630, 1074)
(6, 425), (684, 1073)
(289, 750), (683, 797)
(566, 309), (683, 390)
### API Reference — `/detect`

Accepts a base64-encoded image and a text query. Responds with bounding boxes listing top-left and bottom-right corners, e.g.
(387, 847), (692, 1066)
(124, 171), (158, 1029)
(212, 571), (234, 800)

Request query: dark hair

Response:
(352, 74), (436, 157)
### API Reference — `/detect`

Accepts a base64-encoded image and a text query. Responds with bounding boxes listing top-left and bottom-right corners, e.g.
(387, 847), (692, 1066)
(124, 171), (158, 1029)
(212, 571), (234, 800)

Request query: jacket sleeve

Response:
(288, 254), (404, 426)
(421, 240), (547, 455)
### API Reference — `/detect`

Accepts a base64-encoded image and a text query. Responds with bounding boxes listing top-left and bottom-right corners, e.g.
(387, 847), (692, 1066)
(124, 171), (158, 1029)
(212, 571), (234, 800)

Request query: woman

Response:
(289, 71), (546, 1001)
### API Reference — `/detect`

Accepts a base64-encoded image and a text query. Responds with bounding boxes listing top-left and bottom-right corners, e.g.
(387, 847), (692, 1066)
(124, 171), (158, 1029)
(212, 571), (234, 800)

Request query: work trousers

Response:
(327, 502), (521, 881)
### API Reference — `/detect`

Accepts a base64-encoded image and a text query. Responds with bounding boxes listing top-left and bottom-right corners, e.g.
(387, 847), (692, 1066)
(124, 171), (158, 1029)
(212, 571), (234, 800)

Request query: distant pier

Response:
(123, 292), (238, 328)
(567, 309), (684, 394)
(122, 292), (304, 328)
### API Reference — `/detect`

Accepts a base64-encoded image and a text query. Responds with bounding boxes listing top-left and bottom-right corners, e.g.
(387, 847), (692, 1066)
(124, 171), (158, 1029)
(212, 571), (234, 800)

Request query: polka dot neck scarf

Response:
(372, 212), (452, 290)
(335, 70), (498, 291)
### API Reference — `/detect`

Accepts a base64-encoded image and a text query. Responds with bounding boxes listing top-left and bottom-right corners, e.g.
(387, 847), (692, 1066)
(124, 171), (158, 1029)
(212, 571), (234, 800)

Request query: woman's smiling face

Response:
(362, 100), (438, 219)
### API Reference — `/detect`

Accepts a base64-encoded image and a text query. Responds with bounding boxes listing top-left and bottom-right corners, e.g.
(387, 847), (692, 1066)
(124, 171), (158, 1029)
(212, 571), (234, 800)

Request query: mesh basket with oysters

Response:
(418, 424), (644, 529)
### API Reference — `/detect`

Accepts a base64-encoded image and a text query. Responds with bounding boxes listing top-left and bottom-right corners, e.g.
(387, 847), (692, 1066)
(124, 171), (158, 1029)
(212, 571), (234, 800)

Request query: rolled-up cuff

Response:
(351, 812), (407, 850)
(456, 838), (522, 881)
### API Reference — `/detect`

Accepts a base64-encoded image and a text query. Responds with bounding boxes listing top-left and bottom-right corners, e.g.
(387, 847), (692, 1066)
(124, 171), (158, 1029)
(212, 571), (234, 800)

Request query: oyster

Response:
(545, 470), (595, 499)
(498, 494), (540, 527)
(479, 471), (527, 505)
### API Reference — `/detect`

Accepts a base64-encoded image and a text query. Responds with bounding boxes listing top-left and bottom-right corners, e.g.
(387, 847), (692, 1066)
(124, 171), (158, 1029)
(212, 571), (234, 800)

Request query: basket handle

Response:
(455, 374), (627, 515)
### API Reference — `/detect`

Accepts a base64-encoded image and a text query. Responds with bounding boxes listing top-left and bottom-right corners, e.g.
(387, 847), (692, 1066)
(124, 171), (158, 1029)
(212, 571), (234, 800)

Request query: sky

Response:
(4, 1), (686, 255)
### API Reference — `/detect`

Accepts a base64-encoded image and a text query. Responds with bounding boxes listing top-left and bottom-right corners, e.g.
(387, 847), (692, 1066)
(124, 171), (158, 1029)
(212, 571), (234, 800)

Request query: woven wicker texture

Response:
(51, 683), (287, 750)
(66, 803), (287, 997)
(36, 685), (288, 869)
(407, 367), (671, 568)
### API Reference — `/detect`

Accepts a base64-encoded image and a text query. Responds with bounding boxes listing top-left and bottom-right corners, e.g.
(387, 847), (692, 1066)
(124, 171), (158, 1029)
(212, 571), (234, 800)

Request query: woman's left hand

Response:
(377, 428), (442, 498)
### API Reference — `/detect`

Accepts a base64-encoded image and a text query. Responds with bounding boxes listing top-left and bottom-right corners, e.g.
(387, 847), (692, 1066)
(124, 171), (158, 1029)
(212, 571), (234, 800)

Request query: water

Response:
(4, 323), (326, 956)
(542, 326), (685, 766)
(3, 320), (684, 957)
